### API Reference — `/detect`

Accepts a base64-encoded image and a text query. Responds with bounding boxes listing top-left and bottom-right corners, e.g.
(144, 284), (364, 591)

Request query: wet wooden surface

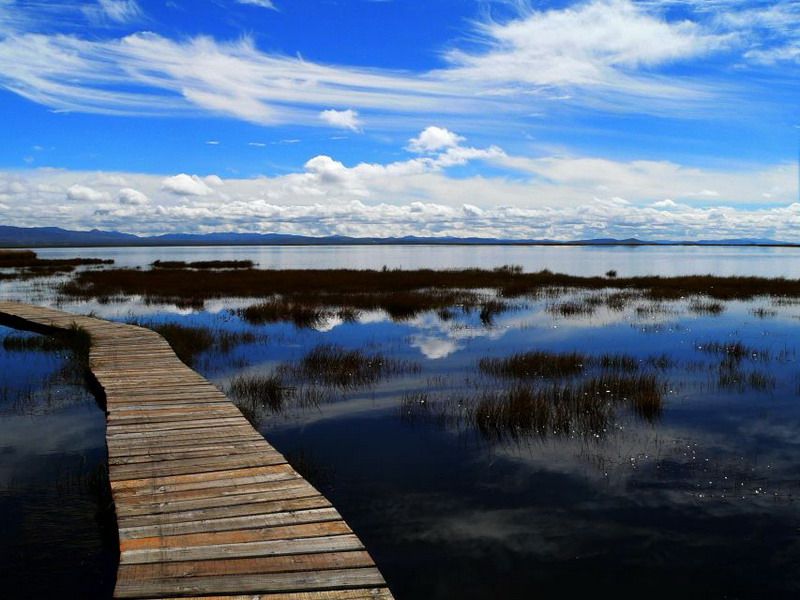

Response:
(0, 301), (393, 600)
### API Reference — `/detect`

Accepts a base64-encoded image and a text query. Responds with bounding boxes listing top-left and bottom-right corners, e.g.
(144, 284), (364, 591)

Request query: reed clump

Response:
(229, 373), (295, 412)
(3, 333), (71, 352)
(282, 343), (419, 388)
(241, 300), (331, 328)
(128, 320), (258, 367)
(479, 350), (586, 379)
(0, 250), (112, 268)
(689, 298), (725, 315)
(697, 341), (768, 361)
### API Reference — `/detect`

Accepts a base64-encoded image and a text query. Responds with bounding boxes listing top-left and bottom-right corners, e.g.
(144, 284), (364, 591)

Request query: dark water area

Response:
(0, 328), (117, 599)
(2, 246), (800, 598)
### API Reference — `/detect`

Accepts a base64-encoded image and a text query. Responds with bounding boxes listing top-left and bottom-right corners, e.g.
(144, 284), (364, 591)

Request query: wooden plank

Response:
(113, 567), (387, 598)
(119, 521), (353, 551)
(119, 534), (364, 564)
(118, 550), (376, 579)
(142, 591), (394, 600)
(118, 508), (344, 539)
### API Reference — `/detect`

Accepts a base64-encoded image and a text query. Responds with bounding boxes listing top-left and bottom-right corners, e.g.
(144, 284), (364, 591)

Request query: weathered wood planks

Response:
(0, 301), (394, 600)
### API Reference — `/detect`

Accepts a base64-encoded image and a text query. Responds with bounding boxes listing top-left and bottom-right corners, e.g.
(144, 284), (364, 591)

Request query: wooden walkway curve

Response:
(0, 301), (394, 600)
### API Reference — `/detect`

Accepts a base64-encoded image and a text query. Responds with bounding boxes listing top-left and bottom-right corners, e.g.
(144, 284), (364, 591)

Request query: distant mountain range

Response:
(0, 226), (794, 248)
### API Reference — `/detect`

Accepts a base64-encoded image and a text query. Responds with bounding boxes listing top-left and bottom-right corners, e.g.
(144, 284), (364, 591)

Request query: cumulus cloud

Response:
(319, 109), (362, 132)
(407, 126), (466, 153)
(117, 187), (148, 205)
(161, 174), (214, 196)
(66, 184), (109, 202)
(0, 129), (796, 241)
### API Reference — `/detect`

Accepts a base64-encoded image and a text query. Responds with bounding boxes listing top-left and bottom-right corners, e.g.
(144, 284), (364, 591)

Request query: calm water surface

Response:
(2, 246), (800, 598)
(28, 243), (800, 277)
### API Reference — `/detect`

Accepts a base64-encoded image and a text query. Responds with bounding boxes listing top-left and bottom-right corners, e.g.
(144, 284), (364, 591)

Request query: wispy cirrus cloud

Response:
(0, 0), (792, 129)
(235, 0), (277, 9)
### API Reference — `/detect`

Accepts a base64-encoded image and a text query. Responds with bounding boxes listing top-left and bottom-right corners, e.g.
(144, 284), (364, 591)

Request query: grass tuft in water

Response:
(229, 374), (296, 413)
(283, 344), (420, 388)
(479, 351), (586, 379)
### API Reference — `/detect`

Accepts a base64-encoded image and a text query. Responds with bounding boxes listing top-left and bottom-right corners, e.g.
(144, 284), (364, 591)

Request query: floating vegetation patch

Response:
(281, 343), (420, 389)
(151, 259), (255, 269)
(750, 307), (777, 318)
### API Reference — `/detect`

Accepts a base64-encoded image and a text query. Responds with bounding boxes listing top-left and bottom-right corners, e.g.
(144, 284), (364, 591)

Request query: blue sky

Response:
(0, 0), (798, 240)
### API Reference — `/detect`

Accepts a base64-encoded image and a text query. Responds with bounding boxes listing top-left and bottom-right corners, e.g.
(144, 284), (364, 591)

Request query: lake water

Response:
(29, 243), (800, 277)
(2, 245), (800, 599)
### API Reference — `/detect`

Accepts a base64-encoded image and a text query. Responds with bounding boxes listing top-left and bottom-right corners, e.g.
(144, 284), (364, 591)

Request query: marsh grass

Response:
(0, 250), (112, 269)
(3, 334), (71, 352)
(241, 300), (332, 328)
(716, 359), (776, 393)
(697, 341), (769, 362)
(689, 299), (725, 315)
(597, 353), (640, 372)
(281, 343), (420, 388)
(469, 372), (665, 441)
(228, 373), (296, 413)
(127, 319), (259, 367)
(60, 266), (800, 322)
(479, 351), (586, 379)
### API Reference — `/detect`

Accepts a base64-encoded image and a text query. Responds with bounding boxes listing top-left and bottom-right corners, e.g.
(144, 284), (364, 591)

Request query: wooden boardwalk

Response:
(0, 301), (394, 600)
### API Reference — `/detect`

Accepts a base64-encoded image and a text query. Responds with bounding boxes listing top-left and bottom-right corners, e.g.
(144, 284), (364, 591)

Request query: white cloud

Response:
(0, 130), (796, 241)
(0, 0), (759, 128)
(407, 126), (466, 153)
(319, 109), (362, 132)
(236, 0), (277, 10)
(161, 174), (214, 196)
(441, 0), (729, 103)
(117, 187), (149, 205)
(66, 184), (109, 202)
(96, 0), (143, 24)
